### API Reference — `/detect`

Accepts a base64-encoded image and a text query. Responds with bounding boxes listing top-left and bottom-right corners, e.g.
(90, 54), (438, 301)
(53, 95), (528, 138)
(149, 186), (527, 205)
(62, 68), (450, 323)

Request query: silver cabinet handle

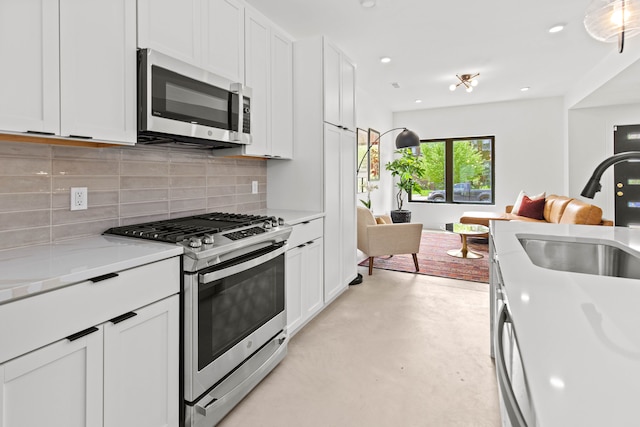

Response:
(496, 304), (528, 427)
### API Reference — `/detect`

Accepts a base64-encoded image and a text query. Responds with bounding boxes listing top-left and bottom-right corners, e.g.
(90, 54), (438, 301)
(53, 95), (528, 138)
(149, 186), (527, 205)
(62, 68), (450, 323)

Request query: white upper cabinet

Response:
(138, 0), (245, 82)
(220, 7), (293, 159)
(0, 0), (60, 135)
(137, 0), (202, 66)
(323, 39), (356, 131)
(269, 29), (294, 159)
(0, 0), (136, 145)
(60, 0), (136, 143)
(202, 0), (245, 82)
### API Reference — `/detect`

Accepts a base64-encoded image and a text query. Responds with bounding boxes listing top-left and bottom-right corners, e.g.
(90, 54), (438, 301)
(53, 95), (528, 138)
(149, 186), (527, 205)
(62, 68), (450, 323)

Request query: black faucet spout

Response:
(581, 151), (640, 198)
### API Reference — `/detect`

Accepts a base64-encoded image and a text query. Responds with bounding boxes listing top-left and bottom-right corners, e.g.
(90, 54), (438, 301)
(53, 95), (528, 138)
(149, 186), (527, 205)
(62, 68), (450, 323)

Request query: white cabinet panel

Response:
(323, 41), (341, 128)
(104, 295), (179, 427)
(244, 11), (270, 157)
(302, 238), (324, 321)
(270, 29), (294, 159)
(340, 130), (357, 285)
(0, 0), (59, 134)
(286, 236), (324, 336)
(285, 246), (304, 333)
(137, 0), (202, 66)
(324, 124), (344, 302)
(0, 326), (103, 427)
(202, 0), (244, 82)
(340, 55), (356, 131)
(233, 8), (293, 159)
(60, 0), (136, 143)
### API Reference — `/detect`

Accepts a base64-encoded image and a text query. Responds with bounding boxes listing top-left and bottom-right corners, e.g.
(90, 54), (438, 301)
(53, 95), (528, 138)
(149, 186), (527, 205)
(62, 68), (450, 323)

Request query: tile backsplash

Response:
(0, 141), (267, 251)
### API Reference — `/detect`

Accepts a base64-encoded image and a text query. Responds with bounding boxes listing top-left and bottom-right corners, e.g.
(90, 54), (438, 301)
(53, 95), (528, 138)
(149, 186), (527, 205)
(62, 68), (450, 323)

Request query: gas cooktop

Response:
(104, 212), (291, 271)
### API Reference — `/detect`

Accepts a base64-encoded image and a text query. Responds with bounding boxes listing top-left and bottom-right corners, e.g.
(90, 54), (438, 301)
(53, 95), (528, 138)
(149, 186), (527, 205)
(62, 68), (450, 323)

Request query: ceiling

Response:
(244, 0), (629, 112)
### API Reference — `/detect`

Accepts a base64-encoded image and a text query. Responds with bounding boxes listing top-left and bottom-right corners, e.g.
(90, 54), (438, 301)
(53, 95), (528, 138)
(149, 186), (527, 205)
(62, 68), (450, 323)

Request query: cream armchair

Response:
(357, 206), (423, 275)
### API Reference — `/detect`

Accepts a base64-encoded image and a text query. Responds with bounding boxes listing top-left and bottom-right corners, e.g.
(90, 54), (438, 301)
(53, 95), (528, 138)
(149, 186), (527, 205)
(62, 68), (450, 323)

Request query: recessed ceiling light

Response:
(380, 56), (391, 63)
(521, 87), (530, 92)
(549, 24), (565, 33)
(415, 99), (422, 103)
(360, 0), (376, 8)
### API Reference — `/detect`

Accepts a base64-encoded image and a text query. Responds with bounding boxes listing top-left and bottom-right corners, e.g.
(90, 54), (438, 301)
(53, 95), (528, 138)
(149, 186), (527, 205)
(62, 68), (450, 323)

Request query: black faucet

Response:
(581, 151), (640, 198)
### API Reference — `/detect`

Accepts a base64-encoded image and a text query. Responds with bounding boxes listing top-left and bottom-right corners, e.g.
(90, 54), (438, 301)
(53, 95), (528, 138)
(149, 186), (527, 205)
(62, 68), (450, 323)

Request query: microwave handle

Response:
(230, 82), (247, 142)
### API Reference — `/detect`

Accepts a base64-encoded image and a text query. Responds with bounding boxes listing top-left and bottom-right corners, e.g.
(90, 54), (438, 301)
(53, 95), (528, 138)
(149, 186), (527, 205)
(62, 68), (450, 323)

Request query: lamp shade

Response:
(395, 129), (420, 148)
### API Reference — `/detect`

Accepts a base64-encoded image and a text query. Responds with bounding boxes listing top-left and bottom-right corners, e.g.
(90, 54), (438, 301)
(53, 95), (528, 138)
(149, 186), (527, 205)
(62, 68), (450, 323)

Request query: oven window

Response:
(152, 65), (231, 130)
(198, 254), (285, 370)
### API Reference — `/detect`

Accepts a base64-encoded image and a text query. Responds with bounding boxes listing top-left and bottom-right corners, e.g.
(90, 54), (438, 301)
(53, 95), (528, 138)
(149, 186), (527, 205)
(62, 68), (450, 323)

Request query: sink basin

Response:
(518, 235), (640, 279)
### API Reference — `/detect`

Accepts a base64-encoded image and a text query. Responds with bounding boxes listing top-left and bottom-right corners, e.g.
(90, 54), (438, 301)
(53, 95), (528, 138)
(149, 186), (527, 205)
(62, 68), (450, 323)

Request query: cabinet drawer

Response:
(288, 218), (323, 248)
(0, 256), (180, 364)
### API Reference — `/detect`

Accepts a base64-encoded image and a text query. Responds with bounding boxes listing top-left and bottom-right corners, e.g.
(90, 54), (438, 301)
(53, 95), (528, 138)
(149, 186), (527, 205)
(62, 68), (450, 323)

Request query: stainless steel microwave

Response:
(137, 48), (251, 149)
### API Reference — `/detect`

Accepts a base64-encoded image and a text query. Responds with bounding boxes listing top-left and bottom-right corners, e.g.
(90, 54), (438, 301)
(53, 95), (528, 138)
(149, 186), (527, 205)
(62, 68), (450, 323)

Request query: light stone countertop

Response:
(262, 209), (324, 225)
(0, 235), (183, 305)
(491, 221), (640, 427)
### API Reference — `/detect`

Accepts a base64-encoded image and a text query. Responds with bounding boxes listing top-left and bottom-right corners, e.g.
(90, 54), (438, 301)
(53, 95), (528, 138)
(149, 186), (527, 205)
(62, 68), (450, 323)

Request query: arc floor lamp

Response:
(351, 127), (420, 286)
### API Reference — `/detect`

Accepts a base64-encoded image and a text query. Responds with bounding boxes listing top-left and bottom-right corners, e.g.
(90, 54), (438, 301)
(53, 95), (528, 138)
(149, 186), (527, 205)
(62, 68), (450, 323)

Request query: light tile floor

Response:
(218, 266), (501, 427)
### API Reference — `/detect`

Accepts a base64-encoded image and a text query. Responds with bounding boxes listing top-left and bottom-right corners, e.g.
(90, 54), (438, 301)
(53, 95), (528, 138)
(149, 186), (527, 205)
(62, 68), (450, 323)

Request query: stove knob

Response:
(263, 220), (272, 230)
(189, 237), (203, 248)
(278, 217), (285, 226)
(202, 234), (215, 245)
(271, 217), (278, 227)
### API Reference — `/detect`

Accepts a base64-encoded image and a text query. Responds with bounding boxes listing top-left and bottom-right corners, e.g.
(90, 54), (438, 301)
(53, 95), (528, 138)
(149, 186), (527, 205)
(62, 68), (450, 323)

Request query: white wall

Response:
(392, 97), (565, 229)
(355, 86), (393, 216)
(568, 103), (640, 221)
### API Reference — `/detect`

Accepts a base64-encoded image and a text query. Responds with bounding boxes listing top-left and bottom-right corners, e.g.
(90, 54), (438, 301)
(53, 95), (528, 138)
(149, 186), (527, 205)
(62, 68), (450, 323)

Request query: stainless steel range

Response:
(105, 212), (291, 427)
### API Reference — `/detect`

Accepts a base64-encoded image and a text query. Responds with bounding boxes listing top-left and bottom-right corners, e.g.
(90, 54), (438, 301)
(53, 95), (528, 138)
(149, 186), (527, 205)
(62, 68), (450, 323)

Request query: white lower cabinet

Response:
(286, 219), (324, 336)
(104, 295), (179, 427)
(0, 325), (104, 427)
(0, 294), (179, 427)
(0, 256), (180, 427)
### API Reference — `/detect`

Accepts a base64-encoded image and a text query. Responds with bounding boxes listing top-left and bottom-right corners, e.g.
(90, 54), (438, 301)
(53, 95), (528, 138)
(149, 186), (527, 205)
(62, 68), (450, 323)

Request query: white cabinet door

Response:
(202, 0), (244, 82)
(324, 124), (343, 302)
(302, 238), (324, 321)
(285, 245), (304, 334)
(244, 10), (270, 157)
(242, 10), (293, 159)
(270, 29), (294, 159)
(60, 0), (136, 143)
(0, 326), (103, 427)
(103, 295), (179, 427)
(0, 0), (59, 135)
(137, 0), (202, 66)
(340, 54), (356, 132)
(340, 130), (357, 285)
(323, 41), (342, 129)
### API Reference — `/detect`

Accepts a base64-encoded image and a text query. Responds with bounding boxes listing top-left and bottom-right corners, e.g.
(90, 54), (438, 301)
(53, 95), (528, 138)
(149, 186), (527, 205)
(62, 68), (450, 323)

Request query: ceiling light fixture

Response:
(380, 56), (391, 63)
(584, 0), (640, 53)
(449, 73), (480, 93)
(415, 99), (422, 103)
(360, 0), (376, 8)
(549, 24), (565, 33)
(521, 87), (530, 92)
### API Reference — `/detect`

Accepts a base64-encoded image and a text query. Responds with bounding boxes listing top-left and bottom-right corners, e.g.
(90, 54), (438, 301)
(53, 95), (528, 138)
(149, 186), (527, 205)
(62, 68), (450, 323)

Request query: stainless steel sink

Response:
(518, 235), (640, 279)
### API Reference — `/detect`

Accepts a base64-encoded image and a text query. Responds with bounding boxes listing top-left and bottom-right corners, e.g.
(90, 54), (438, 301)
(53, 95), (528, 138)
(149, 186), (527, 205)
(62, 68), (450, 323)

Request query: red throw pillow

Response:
(518, 195), (545, 220)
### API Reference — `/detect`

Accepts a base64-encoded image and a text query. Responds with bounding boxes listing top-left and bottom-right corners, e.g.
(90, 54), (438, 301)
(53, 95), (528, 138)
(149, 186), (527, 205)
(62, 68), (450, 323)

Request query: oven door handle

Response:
(199, 244), (287, 284)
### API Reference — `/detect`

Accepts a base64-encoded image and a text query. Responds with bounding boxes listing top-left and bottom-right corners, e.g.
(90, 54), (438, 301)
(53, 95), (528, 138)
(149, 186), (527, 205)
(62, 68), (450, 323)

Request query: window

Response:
(410, 136), (494, 204)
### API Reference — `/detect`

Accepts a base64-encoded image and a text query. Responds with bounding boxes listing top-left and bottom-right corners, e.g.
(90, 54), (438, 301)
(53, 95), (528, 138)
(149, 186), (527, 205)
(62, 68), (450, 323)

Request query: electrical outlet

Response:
(70, 187), (88, 211)
(252, 181), (258, 194)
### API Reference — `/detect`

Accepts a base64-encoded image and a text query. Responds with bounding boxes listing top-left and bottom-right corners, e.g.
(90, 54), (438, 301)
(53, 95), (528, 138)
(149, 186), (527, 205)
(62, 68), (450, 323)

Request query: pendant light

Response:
(584, 0), (640, 53)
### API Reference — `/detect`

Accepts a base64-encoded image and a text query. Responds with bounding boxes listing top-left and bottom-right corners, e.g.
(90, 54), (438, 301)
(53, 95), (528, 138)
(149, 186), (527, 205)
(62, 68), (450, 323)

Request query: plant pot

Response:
(390, 210), (411, 223)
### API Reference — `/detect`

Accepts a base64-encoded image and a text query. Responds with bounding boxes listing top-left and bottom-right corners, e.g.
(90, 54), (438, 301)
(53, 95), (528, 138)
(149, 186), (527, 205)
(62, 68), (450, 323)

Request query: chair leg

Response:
(369, 257), (374, 275)
(412, 253), (419, 272)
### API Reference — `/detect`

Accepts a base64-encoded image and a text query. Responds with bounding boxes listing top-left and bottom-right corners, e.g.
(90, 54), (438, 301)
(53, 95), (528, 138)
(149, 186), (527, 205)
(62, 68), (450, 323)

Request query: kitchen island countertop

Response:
(491, 221), (640, 426)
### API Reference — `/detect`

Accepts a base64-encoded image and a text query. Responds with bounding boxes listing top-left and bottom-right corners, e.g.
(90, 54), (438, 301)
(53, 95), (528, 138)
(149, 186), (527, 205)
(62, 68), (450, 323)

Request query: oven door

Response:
(184, 242), (286, 402)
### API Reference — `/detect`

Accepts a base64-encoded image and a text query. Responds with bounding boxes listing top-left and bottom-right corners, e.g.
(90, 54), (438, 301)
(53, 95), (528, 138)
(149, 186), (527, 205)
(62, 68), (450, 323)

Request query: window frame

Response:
(410, 135), (495, 205)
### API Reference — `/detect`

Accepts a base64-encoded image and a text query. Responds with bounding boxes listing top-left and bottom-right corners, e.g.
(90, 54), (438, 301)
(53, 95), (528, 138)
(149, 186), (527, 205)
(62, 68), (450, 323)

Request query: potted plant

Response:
(385, 148), (427, 223)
